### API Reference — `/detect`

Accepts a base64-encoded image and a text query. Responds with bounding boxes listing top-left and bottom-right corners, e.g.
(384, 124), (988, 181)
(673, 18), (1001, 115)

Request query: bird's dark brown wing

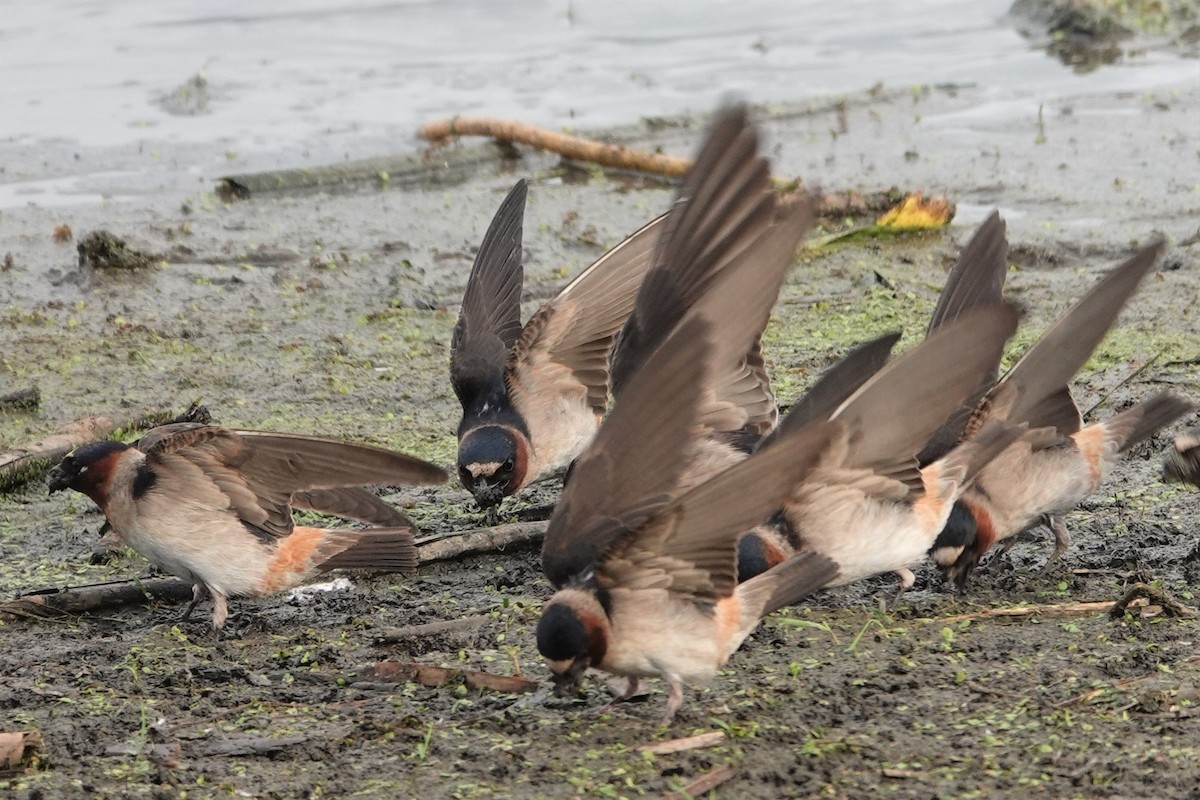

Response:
(927, 212), (1009, 335)
(450, 180), (527, 410)
(764, 332), (901, 449)
(598, 420), (840, 604)
(831, 303), (1019, 486)
(141, 425), (446, 538)
(541, 316), (714, 588)
(609, 104), (777, 401)
(918, 212), (1010, 464)
(982, 239), (1164, 430)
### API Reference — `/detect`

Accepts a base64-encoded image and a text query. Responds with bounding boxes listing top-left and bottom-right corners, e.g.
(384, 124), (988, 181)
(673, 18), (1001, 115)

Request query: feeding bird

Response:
(450, 180), (662, 514)
(927, 239), (1195, 587)
(48, 423), (447, 628)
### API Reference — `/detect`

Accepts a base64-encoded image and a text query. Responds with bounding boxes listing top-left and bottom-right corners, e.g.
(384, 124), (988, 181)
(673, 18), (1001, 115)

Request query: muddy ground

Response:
(3, 74), (1200, 798)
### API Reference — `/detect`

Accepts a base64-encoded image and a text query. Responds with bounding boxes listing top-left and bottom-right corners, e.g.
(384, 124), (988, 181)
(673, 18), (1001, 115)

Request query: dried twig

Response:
(416, 521), (546, 563)
(0, 578), (194, 622)
(361, 661), (538, 694)
(1083, 351), (1164, 418)
(934, 601), (1116, 624)
(935, 584), (1197, 627)
(663, 764), (737, 799)
(639, 731), (726, 755)
(0, 403), (210, 492)
(420, 116), (693, 178)
(419, 115), (907, 218)
(374, 615), (491, 644)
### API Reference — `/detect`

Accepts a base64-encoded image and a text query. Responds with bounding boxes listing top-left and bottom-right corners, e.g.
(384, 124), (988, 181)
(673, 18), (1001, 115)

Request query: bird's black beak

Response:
(551, 657), (589, 698)
(47, 464), (71, 494)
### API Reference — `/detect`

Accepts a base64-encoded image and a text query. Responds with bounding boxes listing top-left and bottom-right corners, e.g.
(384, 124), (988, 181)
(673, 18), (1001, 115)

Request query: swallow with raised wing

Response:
(605, 104), (814, 496)
(737, 303), (1024, 595)
(450, 180), (663, 513)
(928, 239), (1195, 587)
(48, 423), (447, 628)
(537, 315), (839, 722)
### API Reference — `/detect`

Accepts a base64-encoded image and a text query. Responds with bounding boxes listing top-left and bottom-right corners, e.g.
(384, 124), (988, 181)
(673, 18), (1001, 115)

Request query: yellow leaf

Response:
(875, 193), (954, 229)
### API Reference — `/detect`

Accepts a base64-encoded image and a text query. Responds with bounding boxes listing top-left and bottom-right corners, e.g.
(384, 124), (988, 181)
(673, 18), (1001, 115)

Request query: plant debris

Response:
(76, 230), (158, 270)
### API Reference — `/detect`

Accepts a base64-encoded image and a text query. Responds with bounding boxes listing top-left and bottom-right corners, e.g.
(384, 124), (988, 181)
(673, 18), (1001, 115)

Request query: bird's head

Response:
(456, 425), (529, 509)
(47, 440), (132, 508)
(536, 589), (609, 697)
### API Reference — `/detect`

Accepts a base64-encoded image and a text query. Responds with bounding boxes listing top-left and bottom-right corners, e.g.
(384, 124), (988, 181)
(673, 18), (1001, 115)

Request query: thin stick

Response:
(420, 116), (694, 178)
(933, 601), (1118, 624)
(375, 615), (491, 643)
(1082, 351), (1163, 418)
(933, 585), (1198, 626)
(639, 731), (726, 755)
(663, 765), (737, 799)
(418, 115), (906, 217)
(416, 521), (547, 563)
(0, 578), (194, 621)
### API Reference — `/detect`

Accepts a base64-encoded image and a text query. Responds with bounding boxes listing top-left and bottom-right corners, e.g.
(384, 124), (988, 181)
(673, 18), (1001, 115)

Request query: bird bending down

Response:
(537, 315), (839, 723)
(924, 238), (1194, 588)
(48, 423), (447, 628)
(450, 180), (663, 513)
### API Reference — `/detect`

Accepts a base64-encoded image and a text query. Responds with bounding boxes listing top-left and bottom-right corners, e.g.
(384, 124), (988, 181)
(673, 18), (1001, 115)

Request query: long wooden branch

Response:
(418, 115), (914, 217)
(420, 116), (693, 178)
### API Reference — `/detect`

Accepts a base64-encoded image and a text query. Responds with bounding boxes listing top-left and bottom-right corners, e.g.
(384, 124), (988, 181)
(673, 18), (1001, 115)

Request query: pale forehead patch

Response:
(466, 461), (502, 478)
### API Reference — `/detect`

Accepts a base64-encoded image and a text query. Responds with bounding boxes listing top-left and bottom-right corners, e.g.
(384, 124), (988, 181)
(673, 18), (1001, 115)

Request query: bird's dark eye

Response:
(503, 458), (515, 472)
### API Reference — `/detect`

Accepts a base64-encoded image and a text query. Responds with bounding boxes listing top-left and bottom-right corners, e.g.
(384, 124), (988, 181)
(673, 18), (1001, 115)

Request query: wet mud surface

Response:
(3, 79), (1200, 798)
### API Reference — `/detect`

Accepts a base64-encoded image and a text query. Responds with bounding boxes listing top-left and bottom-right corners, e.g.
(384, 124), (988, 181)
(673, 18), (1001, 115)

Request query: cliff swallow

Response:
(537, 315), (838, 722)
(738, 303), (1023, 595)
(940, 391), (1193, 589)
(927, 238), (1191, 586)
(1164, 429), (1200, 488)
(450, 180), (662, 512)
(732, 214), (1013, 584)
(48, 423), (447, 628)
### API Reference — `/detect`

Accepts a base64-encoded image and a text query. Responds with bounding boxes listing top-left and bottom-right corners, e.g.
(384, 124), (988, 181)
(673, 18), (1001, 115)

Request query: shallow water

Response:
(2, 0), (1197, 207)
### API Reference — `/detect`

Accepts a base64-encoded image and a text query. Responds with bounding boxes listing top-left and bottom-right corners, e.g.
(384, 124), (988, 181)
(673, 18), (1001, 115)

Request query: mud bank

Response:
(2, 78), (1200, 797)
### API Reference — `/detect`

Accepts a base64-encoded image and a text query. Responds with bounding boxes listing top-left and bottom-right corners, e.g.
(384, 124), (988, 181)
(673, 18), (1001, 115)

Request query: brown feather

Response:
(609, 105), (778, 400)
(292, 487), (415, 529)
(541, 316), (715, 587)
(832, 303), (1019, 476)
(599, 420), (841, 604)
(314, 526), (418, 573)
(766, 332), (901, 447)
(450, 180), (527, 405)
(509, 213), (665, 414)
(987, 238), (1164, 427)
(140, 425), (445, 539)
(927, 211), (1009, 334)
